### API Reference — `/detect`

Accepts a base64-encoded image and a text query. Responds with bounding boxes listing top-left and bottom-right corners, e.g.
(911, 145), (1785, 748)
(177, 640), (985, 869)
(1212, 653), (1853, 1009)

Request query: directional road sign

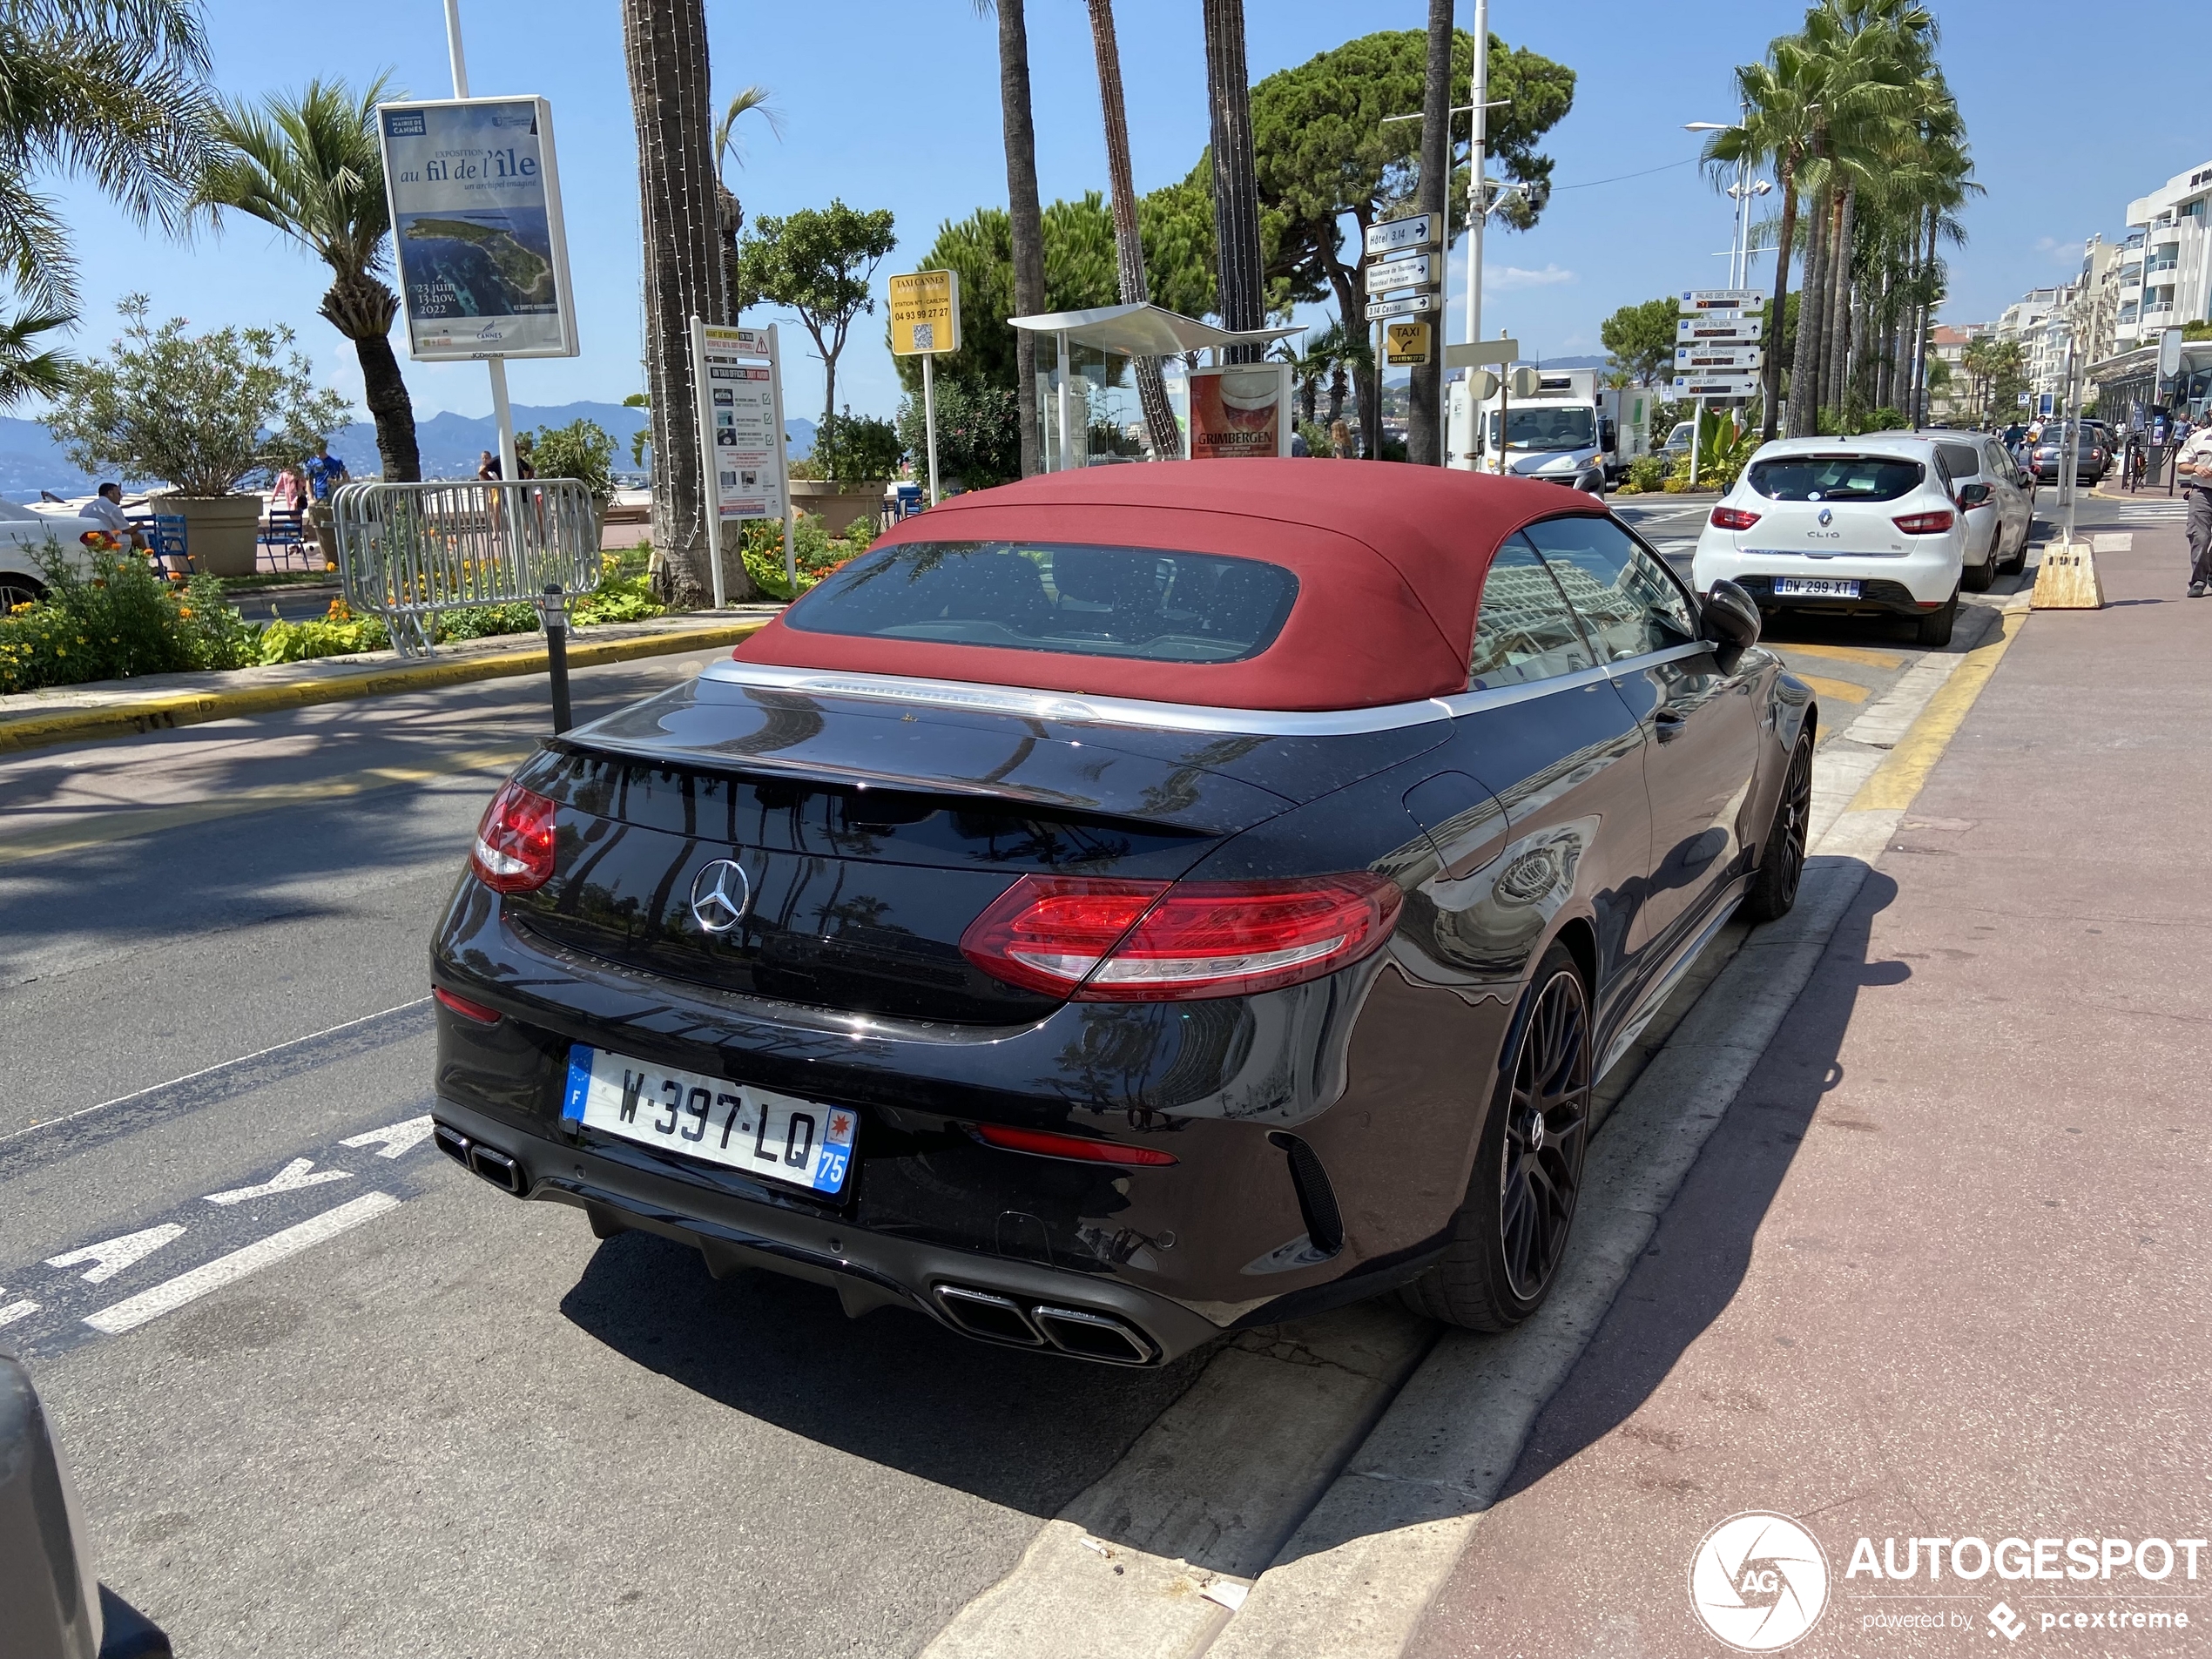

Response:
(1677, 315), (1764, 343)
(1680, 289), (1765, 314)
(1366, 292), (1440, 321)
(1365, 251), (1438, 293)
(1672, 372), (1763, 397)
(1443, 337), (1521, 368)
(1365, 212), (1441, 259)
(1675, 344), (1764, 371)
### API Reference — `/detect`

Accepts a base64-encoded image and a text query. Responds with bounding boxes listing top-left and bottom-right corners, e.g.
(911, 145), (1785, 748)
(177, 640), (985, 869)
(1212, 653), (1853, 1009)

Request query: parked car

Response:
(1871, 431), (2033, 590)
(1691, 434), (1970, 645)
(2031, 421), (2107, 485)
(0, 498), (106, 610)
(428, 462), (1816, 1363)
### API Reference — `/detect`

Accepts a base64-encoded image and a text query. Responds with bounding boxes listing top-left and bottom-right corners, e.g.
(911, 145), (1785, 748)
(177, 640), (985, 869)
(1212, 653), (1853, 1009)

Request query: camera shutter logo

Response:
(1689, 1512), (1831, 1651)
(689, 860), (752, 936)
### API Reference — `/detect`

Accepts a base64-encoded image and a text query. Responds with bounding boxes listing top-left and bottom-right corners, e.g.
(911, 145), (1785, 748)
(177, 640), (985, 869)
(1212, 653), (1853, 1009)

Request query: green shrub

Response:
(257, 605), (390, 663)
(438, 602), (542, 641)
(896, 379), (1021, 488)
(571, 555), (665, 626)
(0, 543), (192, 691)
(176, 573), (260, 670)
(518, 418), (617, 503)
(738, 512), (873, 601)
(1620, 453), (1669, 494)
(816, 412), (905, 483)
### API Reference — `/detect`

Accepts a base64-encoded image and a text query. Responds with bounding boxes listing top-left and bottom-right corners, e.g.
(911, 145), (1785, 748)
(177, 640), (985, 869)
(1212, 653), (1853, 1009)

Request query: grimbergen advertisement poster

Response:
(1187, 364), (1294, 460)
(377, 98), (579, 361)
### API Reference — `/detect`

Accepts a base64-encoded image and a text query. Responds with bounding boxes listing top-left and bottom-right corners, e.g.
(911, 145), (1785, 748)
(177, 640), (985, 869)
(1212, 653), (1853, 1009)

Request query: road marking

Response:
(1849, 606), (2027, 813)
(0, 999), (430, 1150)
(83, 1192), (401, 1336)
(0, 1298), (37, 1325)
(1777, 641), (1906, 671)
(46, 1223), (186, 1284)
(2091, 532), (2132, 553)
(0, 745), (528, 865)
(205, 1157), (352, 1207)
(1790, 672), (1871, 705)
(341, 1115), (436, 1159)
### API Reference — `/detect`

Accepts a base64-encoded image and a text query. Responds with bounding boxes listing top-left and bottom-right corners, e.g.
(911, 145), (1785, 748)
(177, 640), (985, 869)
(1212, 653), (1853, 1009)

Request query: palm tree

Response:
(0, 0), (217, 315)
(620, 0), (729, 604)
(1406, 0), (1453, 466)
(0, 307), (70, 407)
(199, 77), (420, 482)
(1084, 0), (1178, 459)
(713, 84), (783, 324)
(975, 1), (1046, 475)
(1200, 0), (1264, 360)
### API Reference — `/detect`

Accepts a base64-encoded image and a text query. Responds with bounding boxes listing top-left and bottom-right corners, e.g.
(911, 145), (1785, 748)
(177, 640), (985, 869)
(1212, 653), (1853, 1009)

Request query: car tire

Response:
(1740, 729), (1812, 925)
(1999, 529), (2028, 575)
(1961, 552), (1994, 591)
(0, 574), (47, 611)
(1399, 941), (1591, 1332)
(1913, 591), (1957, 647)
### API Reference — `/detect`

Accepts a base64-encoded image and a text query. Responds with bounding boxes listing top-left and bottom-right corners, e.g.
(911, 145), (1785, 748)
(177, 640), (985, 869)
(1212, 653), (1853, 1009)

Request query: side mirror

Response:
(1701, 578), (1762, 655)
(2017, 469), (2033, 489)
(1957, 482), (1992, 508)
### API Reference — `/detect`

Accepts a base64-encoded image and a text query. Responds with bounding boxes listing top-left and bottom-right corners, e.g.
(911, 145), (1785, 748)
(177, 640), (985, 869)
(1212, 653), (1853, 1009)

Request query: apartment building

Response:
(1927, 322), (1990, 420)
(2118, 158), (2212, 347)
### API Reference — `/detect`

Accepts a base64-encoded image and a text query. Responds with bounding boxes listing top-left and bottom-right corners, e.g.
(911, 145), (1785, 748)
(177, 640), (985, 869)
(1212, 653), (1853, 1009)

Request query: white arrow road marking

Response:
(0, 1296), (38, 1326)
(204, 1158), (353, 1207)
(46, 1223), (187, 1284)
(339, 1115), (436, 1159)
(84, 1193), (401, 1337)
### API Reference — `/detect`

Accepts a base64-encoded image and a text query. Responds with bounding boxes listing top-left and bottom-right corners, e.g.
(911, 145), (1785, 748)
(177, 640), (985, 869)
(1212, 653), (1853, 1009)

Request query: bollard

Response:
(541, 584), (573, 733)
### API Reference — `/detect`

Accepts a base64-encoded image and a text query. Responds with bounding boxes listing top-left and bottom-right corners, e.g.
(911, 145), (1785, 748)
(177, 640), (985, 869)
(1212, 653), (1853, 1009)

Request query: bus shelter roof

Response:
(1006, 302), (1298, 358)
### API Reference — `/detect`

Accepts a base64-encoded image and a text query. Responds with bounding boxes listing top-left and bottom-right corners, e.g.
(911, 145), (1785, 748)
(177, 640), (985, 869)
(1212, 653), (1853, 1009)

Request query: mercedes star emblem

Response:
(688, 859), (752, 935)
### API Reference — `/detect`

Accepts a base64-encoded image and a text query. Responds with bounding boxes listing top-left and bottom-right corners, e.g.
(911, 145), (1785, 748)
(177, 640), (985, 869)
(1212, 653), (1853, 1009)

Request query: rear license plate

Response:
(1772, 577), (1862, 598)
(562, 1046), (856, 1196)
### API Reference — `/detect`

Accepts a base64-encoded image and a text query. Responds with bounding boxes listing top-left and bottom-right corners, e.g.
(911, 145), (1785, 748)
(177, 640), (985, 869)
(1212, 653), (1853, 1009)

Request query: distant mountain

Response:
(1534, 355), (1609, 371)
(0, 403), (818, 499)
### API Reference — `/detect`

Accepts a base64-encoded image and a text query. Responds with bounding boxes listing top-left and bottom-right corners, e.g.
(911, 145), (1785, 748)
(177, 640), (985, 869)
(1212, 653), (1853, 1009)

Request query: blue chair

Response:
(258, 506), (310, 570)
(130, 512), (193, 579)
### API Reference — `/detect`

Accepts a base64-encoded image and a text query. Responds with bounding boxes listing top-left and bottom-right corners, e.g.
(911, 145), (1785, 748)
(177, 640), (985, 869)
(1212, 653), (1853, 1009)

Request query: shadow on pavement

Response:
(1497, 867), (1903, 1501)
(558, 1230), (1215, 1519)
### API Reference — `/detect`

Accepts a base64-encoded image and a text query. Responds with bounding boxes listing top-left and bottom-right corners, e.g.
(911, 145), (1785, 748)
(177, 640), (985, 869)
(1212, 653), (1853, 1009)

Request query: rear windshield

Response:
(1747, 455), (1925, 502)
(783, 541), (1300, 664)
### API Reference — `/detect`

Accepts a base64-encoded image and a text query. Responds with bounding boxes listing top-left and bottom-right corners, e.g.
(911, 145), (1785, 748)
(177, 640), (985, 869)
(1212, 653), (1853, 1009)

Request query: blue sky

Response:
(37, 0), (2181, 427)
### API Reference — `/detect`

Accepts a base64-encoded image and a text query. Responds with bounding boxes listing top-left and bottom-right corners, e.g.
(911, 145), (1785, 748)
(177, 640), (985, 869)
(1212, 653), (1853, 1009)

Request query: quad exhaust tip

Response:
(433, 1122), (527, 1196)
(933, 1284), (1158, 1366)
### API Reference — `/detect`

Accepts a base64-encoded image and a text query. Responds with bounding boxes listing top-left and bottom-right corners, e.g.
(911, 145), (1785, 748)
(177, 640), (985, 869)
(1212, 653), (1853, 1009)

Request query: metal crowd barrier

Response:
(332, 478), (602, 657)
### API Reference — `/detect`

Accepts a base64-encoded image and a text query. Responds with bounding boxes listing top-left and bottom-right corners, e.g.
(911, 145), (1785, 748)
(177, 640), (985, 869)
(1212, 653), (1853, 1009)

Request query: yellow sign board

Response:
(1385, 320), (1432, 367)
(889, 269), (961, 356)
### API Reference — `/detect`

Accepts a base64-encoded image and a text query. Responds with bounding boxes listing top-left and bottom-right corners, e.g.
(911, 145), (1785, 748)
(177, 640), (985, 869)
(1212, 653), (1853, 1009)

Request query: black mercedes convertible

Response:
(428, 460), (1812, 1366)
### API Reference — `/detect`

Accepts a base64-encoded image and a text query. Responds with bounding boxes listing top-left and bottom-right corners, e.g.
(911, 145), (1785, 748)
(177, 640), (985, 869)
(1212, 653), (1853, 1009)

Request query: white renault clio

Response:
(1690, 435), (1969, 646)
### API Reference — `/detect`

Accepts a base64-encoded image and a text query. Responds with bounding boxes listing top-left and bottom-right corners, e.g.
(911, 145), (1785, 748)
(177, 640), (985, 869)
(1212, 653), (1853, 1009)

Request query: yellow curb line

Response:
(1846, 602), (2029, 814)
(0, 617), (767, 758)
(0, 745), (533, 866)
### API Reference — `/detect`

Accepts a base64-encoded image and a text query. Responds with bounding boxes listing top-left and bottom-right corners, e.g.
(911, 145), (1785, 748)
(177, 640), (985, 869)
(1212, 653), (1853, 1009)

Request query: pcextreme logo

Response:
(1689, 1512), (1831, 1651)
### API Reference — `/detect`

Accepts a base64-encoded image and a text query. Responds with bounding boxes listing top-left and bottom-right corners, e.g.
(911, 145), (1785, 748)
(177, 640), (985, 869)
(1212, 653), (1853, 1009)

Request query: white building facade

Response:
(2119, 158), (2212, 349)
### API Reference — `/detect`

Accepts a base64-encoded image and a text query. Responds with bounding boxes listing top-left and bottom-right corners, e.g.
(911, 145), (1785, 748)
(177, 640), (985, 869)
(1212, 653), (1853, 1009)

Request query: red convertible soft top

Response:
(733, 459), (1608, 711)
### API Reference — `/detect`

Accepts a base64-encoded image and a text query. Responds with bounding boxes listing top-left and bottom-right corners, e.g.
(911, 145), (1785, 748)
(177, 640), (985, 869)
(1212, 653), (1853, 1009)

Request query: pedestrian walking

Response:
(302, 441), (348, 571)
(2175, 421), (2212, 595)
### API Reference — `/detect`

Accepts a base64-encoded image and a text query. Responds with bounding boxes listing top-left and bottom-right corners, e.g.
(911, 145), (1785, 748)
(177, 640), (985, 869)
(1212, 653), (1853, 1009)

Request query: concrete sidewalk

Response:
(1406, 530), (2210, 1653)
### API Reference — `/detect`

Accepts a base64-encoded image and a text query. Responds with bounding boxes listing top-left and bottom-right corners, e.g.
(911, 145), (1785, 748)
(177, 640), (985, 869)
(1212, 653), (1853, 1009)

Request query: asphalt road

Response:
(0, 494), (2148, 1655)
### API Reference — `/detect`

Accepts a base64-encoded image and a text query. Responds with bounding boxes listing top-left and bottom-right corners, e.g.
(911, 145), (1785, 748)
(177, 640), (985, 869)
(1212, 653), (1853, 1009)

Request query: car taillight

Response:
(1710, 504), (1761, 530)
(434, 986), (502, 1025)
(968, 1123), (1178, 1165)
(1892, 510), (1954, 535)
(960, 873), (1402, 1001)
(472, 780), (557, 893)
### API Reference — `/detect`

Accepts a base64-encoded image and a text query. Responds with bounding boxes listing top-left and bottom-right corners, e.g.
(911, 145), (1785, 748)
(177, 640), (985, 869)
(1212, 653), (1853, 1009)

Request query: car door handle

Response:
(1654, 709), (1688, 741)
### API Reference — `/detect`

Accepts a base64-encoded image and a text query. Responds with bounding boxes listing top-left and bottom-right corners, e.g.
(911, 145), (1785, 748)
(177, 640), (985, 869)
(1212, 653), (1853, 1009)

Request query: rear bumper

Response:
(431, 1098), (1231, 1363)
(1693, 536), (1960, 607)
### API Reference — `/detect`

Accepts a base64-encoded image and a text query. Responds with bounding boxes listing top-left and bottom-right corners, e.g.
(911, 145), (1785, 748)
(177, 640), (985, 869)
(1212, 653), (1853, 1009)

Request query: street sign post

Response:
(1385, 320), (1433, 367)
(888, 269), (961, 505)
(1676, 315), (1764, 343)
(1675, 344), (1764, 372)
(1365, 212), (1441, 258)
(691, 318), (793, 607)
(1672, 371), (1762, 398)
(1366, 292), (1440, 321)
(1365, 251), (1438, 294)
(1680, 289), (1765, 313)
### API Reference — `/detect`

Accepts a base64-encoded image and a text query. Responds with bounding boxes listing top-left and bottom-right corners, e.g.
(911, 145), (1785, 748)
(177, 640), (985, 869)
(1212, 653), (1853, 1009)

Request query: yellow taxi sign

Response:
(889, 269), (961, 356)
(1385, 320), (1432, 367)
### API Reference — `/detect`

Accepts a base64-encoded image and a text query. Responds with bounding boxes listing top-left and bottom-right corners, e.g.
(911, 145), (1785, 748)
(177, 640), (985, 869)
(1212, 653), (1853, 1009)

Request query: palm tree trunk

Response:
(1762, 165), (1797, 442)
(621, 0), (734, 604)
(1788, 180), (1831, 437)
(319, 274), (418, 482)
(717, 179), (744, 324)
(1202, 0), (1264, 360)
(1086, 0), (1179, 459)
(995, 0), (1047, 475)
(1406, 0), (1452, 467)
(1824, 187), (1855, 413)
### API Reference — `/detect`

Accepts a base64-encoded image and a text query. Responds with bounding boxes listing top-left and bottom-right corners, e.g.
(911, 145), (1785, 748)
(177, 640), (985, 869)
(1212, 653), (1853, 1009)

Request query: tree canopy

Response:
(1601, 297), (1679, 387)
(737, 198), (896, 426)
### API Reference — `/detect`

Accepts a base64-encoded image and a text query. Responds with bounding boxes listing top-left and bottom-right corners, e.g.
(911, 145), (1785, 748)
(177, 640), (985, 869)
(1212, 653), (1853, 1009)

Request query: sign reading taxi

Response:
(1385, 320), (1433, 367)
(889, 269), (961, 357)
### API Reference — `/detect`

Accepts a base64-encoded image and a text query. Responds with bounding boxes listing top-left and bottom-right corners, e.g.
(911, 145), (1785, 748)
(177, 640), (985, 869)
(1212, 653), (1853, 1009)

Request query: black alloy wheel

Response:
(0, 575), (44, 612)
(1742, 730), (1813, 924)
(1400, 941), (1592, 1332)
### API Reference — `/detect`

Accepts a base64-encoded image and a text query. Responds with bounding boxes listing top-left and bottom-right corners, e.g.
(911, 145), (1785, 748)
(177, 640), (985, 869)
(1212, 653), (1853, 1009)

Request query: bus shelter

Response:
(1008, 303), (1298, 469)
